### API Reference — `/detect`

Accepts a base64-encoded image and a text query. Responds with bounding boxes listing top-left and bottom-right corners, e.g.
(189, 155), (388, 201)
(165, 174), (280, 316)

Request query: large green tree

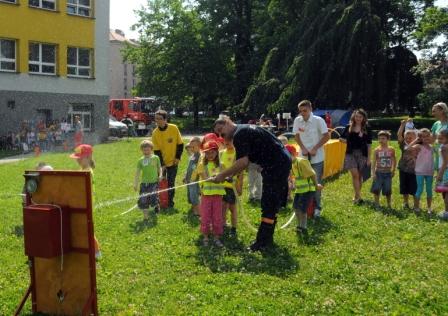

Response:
(414, 5), (448, 112)
(240, 0), (429, 116)
(125, 0), (233, 126)
(127, 0), (439, 121)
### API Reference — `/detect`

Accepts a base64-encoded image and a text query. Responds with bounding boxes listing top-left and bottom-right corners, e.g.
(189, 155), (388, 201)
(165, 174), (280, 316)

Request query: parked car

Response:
(109, 116), (128, 137)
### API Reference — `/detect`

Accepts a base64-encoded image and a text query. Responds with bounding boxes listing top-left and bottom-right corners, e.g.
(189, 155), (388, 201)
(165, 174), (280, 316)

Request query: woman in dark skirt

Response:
(340, 109), (372, 204)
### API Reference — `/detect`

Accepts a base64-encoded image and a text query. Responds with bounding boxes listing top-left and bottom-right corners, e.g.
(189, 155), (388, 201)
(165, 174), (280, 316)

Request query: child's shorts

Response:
(399, 170), (417, 195)
(138, 182), (159, 209)
(223, 188), (236, 204)
(371, 172), (392, 196)
(293, 191), (314, 213)
(187, 183), (200, 206)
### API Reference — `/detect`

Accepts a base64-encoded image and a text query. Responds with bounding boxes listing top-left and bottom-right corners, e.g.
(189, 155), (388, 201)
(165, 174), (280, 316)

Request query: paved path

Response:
(0, 135), (203, 165)
(0, 153), (32, 165)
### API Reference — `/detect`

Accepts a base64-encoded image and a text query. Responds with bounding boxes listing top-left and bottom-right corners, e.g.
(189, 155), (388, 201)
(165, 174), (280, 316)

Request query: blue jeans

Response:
(311, 161), (324, 210)
(415, 175), (433, 199)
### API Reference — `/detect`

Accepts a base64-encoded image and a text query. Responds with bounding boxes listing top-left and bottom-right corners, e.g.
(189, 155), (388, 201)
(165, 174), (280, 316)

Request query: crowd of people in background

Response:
(0, 118), (74, 153)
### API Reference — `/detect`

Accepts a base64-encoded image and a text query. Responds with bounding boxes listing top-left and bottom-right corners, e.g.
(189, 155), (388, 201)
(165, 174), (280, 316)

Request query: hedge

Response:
(368, 117), (436, 132)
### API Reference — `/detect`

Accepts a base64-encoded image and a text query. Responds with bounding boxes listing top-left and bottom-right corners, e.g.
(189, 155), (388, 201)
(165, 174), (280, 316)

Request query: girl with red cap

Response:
(194, 140), (226, 247)
(70, 144), (101, 259)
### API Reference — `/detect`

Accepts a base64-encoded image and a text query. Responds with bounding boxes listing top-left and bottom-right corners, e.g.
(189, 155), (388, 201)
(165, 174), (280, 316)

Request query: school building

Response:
(109, 29), (139, 99)
(0, 0), (110, 143)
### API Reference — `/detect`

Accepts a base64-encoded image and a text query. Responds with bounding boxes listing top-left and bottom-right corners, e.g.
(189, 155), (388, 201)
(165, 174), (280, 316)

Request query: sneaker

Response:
(314, 209), (321, 218)
(154, 205), (160, 214)
(402, 203), (410, 209)
(95, 250), (102, 261)
(214, 239), (224, 248)
(202, 239), (209, 247)
(427, 208), (433, 215)
(229, 227), (237, 238)
(439, 211), (448, 220)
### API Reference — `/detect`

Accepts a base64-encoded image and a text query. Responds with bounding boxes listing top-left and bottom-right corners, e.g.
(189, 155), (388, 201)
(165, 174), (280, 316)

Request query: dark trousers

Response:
(166, 165), (178, 207)
(255, 165), (291, 246)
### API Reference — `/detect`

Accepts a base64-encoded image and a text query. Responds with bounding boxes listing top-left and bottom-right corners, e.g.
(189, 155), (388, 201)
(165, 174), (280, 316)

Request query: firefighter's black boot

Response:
(249, 222), (274, 252)
(266, 217), (277, 245)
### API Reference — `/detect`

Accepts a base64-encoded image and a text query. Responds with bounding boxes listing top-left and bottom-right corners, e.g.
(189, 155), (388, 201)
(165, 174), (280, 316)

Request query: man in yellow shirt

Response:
(152, 110), (184, 208)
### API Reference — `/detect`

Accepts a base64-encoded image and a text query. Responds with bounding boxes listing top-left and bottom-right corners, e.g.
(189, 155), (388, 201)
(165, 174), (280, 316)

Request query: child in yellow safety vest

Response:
(220, 139), (243, 237)
(286, 144), (323, 235)
(195, 140), (226, 247)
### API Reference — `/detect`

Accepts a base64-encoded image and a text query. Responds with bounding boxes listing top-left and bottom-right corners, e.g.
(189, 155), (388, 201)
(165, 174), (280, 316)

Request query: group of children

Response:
(60, 122), (448, 254)
(133, 133), (243, 247)
(367, 119), (448, 219)
(133, 131), (329, 245)
(2, 119), (73, 153)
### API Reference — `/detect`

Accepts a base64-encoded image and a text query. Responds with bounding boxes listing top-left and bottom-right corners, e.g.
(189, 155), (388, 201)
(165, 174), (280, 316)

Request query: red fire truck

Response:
(108, 97), (160, 135)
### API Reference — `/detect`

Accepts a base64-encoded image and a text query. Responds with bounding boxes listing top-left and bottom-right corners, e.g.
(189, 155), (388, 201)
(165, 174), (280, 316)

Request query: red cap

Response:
(285, 144), (297, 157)
(202, 140), (219, 152)
(70, 144), (93, 159)
(201, 133), (223, 149)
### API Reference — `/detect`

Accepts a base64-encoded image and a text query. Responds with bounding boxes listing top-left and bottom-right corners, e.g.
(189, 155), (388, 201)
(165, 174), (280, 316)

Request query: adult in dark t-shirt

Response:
(213, 118), (291, 251)
(339, 109), (372, 204)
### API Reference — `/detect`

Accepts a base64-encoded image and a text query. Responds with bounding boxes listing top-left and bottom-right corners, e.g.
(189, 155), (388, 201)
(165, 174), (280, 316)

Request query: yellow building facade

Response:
(0, 0), (110, 143)
(0, 0), (95, 76)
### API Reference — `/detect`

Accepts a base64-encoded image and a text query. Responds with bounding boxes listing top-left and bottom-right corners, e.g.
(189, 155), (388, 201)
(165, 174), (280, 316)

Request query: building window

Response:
(67, 0), (91, 17)
(29, 0), (56, 10)
(68, 103), (93, 131)
(0, 39), (16, 72)
(67, 47), (92, 78)
(0, 0), (17, 3)
(29, 43), (56, 75)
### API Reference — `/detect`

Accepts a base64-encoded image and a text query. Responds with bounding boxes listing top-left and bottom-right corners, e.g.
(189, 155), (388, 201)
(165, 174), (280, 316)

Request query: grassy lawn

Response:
(1, 138), (448, 315)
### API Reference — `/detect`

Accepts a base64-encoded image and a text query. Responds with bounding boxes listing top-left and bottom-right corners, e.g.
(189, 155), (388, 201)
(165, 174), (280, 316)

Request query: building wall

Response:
(0, 90), (109, 143)
(0, 0), (110, 141)
(109, 41), (138, 99)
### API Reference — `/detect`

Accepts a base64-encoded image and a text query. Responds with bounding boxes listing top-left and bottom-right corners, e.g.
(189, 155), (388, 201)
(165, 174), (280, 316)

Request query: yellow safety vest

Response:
(219, 149), (236, 189)
(293, 160), (316, 194)
(202, 162), (225, 196)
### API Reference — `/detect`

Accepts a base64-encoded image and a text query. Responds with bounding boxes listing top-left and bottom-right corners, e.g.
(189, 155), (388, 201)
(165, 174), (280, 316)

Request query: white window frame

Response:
(29, 43), (57, 75)
(0, 39), (16, 72)
(0, 0), (17, 4)
(68, 104), (93, 132)
(67, 0), (92, 17)
(67, 47), (92, 78)
(29, 0), (56, 11)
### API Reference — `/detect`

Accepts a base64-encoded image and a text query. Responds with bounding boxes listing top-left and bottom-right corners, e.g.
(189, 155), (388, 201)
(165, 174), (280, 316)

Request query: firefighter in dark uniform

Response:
(212, 117), (291, 251)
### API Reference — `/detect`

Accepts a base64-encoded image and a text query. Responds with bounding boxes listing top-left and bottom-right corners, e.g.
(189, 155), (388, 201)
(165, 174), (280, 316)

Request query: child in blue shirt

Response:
(183, 137), (201, 216)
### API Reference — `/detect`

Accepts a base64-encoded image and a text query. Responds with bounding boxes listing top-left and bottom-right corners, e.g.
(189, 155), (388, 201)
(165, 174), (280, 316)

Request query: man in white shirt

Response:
(293, 100), (330, 217)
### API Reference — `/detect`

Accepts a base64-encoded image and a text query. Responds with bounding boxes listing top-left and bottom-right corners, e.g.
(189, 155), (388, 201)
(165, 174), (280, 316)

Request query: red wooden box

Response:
(23, 205), (71, 258)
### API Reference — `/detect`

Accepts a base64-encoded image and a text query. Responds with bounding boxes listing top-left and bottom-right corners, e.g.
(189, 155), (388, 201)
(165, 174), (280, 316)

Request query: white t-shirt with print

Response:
(292, 113), (328, 164)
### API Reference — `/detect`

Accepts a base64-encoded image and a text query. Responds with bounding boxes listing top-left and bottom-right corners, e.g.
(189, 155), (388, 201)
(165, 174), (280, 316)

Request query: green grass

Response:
(1, 139), (448, 315)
